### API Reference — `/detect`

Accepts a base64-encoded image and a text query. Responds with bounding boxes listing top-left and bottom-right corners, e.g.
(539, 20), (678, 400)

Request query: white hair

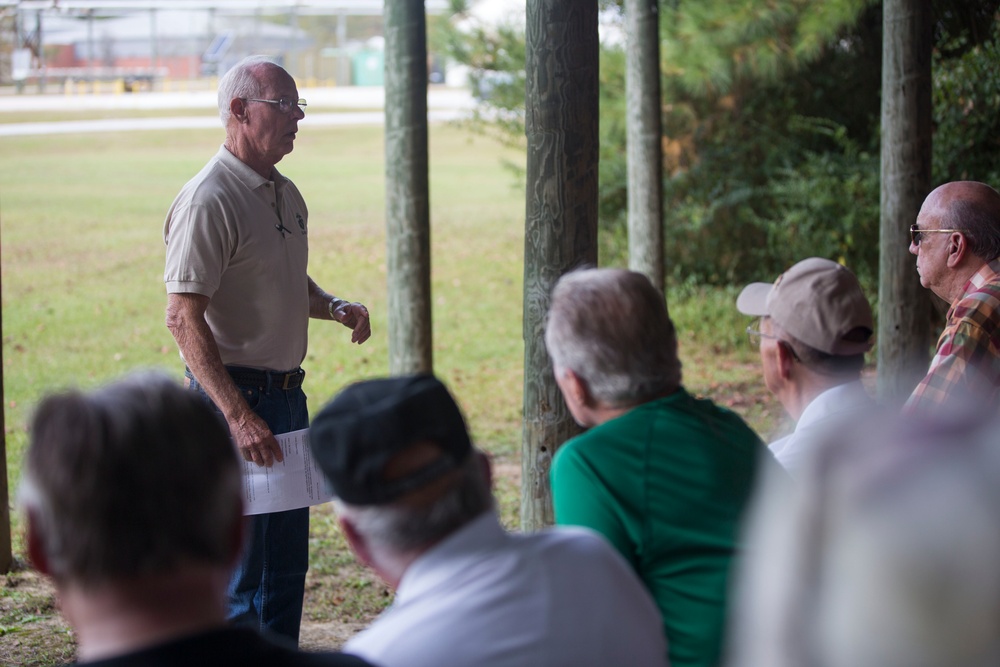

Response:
(728, 407), (1000, 667)
(217, 55), (278, 126)
(335, 453), (494, 555)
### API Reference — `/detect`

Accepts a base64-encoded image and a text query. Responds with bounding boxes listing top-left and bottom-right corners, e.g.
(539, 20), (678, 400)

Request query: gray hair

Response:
(19, 371), (242, 586)
(545, 268), (682, 406)
(728, 407), (1000, 667)
(336, 453), (494, 555)
(217, 55), (278, 126)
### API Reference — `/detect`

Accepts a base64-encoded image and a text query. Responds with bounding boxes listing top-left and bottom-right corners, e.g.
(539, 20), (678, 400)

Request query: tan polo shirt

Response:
(164, 145), (310, 371)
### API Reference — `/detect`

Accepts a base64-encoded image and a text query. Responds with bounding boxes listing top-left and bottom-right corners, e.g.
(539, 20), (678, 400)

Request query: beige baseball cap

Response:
(736, 257), (874, 356)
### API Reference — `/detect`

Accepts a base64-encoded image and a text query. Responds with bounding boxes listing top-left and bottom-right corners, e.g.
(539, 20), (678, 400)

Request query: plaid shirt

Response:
(906, 258), (1000, 411)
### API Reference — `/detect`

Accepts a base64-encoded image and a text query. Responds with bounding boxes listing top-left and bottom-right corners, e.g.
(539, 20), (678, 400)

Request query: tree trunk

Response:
(385, 1), (432, 375)
(626, 0), (664, 293)
(878, 0), (933, 403)
(522, 0), (600, 530)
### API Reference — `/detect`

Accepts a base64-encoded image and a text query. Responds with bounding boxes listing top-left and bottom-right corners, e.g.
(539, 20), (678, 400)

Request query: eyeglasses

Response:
(746, 319), (800, 359)
(246, 97), (307, 113)
(746, 324), (780, 349)
(910, 224), (961, 245)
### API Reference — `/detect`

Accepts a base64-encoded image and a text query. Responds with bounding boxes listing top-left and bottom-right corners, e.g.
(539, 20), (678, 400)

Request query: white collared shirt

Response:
(344, 512), (667, 667)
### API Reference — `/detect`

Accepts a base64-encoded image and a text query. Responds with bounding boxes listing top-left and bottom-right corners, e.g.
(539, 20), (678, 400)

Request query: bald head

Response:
(923, 181), (1000, 262)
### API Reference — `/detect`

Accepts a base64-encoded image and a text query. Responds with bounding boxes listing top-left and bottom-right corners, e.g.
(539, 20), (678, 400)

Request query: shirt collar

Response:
(216, 144), (287, 192)
(395, 511), (504, 604)
(964, 258), (1000, 295)
(794, 380), (872, 433)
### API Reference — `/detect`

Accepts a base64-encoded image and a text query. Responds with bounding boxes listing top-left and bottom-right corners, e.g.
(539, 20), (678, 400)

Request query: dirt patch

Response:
(0, 564), (75, 666)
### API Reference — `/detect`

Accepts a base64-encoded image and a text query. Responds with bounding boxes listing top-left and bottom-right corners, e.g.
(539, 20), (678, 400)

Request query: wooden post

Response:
(0, 266), (11, 573)
(522, 0), (599, 530)
(385, 1), (433, 375)
(878, 0), (933, 402)
(626, 0), (664, 293)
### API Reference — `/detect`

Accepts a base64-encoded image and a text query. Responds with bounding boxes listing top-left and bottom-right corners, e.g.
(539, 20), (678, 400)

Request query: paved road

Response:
(0, 86), (475, 136)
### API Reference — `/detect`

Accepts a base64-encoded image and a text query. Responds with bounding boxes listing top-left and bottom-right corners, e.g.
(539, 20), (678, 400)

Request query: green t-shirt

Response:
(551, 388), (764, 667)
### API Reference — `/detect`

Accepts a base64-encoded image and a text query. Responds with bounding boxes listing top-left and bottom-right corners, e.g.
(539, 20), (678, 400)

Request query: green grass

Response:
(0, 116), (788, 535)
(0, 113), (787, 664)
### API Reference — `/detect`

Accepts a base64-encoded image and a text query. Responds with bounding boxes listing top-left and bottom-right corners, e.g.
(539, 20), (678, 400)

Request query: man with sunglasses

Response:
(906, 181), (1000, 411)
(737, 257), (875, 476)
(163, 55), (371, 644)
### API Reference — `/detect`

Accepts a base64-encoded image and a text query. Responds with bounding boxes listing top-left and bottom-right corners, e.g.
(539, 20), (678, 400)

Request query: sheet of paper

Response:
(241, 428), (334, 516)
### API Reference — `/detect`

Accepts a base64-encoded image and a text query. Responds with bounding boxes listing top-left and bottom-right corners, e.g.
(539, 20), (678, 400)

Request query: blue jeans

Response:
(186, 368), (310, 645)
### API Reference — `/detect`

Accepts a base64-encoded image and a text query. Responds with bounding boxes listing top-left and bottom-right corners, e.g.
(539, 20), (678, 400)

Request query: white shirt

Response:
(769, 380), (875, 477)
(344, 512), (668, 667)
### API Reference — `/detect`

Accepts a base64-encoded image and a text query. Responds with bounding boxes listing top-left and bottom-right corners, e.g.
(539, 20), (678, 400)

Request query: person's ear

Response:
(946, 231), (968, 268)
(339, 516), (374, 570)
(476, 450), (493, 491)
(562, 368), (593, 407)
(25, 513), (51, 576)
(776, 341), (797, 379)
(230, 97), (248, 123)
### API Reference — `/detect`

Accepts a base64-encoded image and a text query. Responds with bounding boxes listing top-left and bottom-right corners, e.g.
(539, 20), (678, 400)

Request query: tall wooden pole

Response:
(0, 264), (11, 573)
(522, 0), (599, 530)
(626, 0), (664, 293)
(878, 0), (933, 402)
(385, 1), (433, 375)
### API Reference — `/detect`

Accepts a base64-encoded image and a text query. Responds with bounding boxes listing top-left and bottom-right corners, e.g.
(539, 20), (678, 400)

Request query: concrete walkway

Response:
(0, 86), (475, 136)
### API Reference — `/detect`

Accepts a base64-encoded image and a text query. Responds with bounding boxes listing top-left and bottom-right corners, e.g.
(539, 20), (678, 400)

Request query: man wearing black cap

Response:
(736, 257), (876, 476)
(309, 374), (668, 667)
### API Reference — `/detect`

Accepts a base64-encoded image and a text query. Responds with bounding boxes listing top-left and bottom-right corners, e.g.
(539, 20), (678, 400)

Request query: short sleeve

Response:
(551, 441), (636, 564)
(164, 202), (228, 297)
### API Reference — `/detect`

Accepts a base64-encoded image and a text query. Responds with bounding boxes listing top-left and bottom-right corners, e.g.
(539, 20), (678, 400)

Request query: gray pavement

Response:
(0, 86), (476, 136)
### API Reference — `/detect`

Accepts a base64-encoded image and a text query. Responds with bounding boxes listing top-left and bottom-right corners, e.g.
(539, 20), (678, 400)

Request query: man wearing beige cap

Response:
(737, 257), (875, 475)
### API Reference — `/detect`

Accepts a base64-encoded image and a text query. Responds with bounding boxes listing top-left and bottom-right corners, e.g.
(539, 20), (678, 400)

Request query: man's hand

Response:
(332, 301), (372, 344)
(229, 409), (284, 467)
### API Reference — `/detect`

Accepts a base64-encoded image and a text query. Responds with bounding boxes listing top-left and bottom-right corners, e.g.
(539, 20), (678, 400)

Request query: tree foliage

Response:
(440, 0), (1000, 290)
(932, 10), (1000, 185)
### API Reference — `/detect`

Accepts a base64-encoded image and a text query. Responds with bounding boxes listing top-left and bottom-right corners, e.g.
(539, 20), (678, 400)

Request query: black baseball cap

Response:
(309, 374), (472, 505)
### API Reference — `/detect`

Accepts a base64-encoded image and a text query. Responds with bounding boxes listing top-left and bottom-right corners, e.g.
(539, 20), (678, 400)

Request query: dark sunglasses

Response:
(910, 224), (961, 245)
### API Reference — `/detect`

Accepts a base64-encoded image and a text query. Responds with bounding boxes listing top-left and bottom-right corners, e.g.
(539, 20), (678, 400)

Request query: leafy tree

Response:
(932, 9), (1000, 185)
(441, 0), (1000, 290)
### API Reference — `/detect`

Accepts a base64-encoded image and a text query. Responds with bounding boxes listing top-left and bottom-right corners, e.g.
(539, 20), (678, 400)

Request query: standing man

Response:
(906, 181), (1000, 411)
(736, 257), (875, 476)
(164, 55), (371, 644)
(545, 268), (767, 667)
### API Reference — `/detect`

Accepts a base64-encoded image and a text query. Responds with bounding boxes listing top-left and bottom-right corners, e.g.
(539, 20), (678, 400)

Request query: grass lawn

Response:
(0, 114), (788, 665)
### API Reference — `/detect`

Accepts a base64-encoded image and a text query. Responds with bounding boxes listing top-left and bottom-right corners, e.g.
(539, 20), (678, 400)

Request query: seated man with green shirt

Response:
(546, 267), (769, 667)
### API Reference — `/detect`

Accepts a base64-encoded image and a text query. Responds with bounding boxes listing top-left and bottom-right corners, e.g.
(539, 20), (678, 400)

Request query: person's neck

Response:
(780, 373), (857, 422)
(223, 136), (275, 180)
(587, 386), (679, 427)
(944, 261), (986, 306)
(62, 566), (230, 662)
